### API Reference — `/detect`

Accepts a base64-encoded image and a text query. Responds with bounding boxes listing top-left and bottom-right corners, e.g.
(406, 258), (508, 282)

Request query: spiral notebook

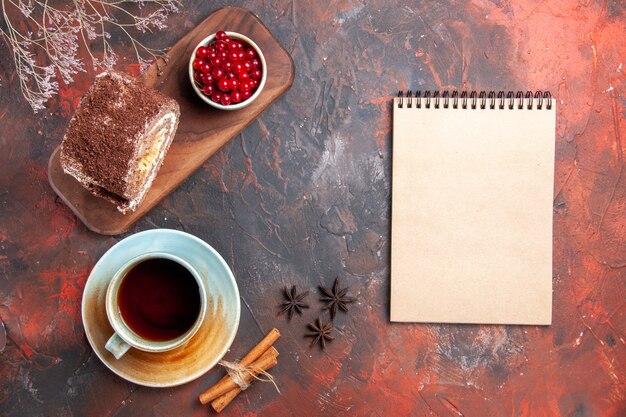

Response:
(390, 91), (555, 325)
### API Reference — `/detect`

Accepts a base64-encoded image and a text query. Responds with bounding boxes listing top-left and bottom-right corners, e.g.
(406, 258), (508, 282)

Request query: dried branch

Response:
(0, 0), (181, 112)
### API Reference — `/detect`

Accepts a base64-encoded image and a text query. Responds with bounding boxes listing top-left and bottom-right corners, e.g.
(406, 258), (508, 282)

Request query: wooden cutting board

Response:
(48, 7), (294, 235)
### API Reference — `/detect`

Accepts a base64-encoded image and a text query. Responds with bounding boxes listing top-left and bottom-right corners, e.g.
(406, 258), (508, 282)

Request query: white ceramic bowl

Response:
(189, 31), (267, 111)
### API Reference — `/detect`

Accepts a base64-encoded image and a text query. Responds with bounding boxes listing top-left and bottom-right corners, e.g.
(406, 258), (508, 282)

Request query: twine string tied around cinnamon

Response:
(218, 360), (281, 394)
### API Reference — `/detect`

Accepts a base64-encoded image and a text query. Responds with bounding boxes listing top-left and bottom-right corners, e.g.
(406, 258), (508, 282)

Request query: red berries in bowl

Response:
(189, 30), (266, 110)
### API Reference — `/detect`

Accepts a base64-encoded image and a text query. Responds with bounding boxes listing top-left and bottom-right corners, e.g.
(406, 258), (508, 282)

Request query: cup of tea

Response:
(104, 252), (208, 359)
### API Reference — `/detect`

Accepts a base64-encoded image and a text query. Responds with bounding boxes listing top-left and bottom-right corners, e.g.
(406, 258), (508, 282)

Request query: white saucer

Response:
(82, 229), (240, 387)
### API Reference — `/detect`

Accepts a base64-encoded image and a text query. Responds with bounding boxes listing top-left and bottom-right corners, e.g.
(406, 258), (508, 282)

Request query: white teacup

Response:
(105, 252), (208, 359)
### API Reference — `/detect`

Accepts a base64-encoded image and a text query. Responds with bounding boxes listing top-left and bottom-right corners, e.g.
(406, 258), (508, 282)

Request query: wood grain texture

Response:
(48, 7), (294, 235)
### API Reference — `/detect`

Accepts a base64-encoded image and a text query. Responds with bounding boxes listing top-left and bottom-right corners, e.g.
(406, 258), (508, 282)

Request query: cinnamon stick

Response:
(199, 328), (280, 405)
(210, 348), (279, 413)
(199, 346), (278, 404)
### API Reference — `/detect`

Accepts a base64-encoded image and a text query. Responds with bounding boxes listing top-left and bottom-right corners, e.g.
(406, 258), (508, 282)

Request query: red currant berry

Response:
(207, 49), (218, 61)
(228, 41), (239, 52)
(223, 37), (231, 45)
(234, 62), (245, 74)
(242, 89), (252, 100)
(222, 60), (233, 72)
(217, 78), (231, 92)
(244, 48), (256, 60)
(249, 79), (257, 89)
(240, 80), (251, 92)
(231, 90), (243, 103)
(211, 91), (222, 103)
(226, 72), (236, 80)
(194, 71), (204, 84)
(202, 73), (214, 85)
(238, 72), (250, 82)
(215, 30), (227, 41)
(200, 62), (212, 74)
(234, 42), (244, 51)
(250, 58), (261, 69)
(243, 61), (252, 72)
(230, 78), (239, 90)
(193, 58), (203, 71)
(215, 40), (227, 52)
(219, 51), (229, 60)
(250, 69), (262, 81)
(212, 67), (224, 79)
(229, 51), (240, 62)
(220, 94), (232, 106)
(202, 84), (215, 96)
(210, 57), (222, 68)
(236, 51), (245, 61)
(196, 46), (209, 59)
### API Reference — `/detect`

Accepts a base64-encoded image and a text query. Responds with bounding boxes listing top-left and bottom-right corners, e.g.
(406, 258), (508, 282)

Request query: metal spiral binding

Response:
(397, 90), (552, 110)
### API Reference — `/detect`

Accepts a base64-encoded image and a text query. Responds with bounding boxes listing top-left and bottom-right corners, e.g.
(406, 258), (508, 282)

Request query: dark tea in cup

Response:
(118, 258), (202, 342)
(105, 252), (209, 360)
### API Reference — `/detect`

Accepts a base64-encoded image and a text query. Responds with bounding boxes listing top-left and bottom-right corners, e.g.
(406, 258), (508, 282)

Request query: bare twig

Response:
(0, 0), (181, 112)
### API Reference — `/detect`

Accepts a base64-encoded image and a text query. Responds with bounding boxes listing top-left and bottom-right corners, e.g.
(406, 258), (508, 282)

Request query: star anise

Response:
(305, 317), (334, 349)
(319, 277), (356, 320)
(278, 285), (309, 320)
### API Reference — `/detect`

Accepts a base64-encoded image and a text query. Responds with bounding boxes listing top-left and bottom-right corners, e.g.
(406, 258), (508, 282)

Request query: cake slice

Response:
(60, 71), (180, 213)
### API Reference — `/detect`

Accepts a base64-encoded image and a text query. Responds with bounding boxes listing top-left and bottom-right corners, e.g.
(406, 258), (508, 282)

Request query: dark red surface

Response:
(0, 1), (624, 416)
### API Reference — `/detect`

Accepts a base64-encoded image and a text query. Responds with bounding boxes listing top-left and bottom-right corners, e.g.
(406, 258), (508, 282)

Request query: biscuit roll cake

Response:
(60, 71), (180, 213)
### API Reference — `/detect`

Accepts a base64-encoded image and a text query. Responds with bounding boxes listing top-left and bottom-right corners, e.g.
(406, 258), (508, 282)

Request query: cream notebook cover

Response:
(390, 91), (555, 325)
